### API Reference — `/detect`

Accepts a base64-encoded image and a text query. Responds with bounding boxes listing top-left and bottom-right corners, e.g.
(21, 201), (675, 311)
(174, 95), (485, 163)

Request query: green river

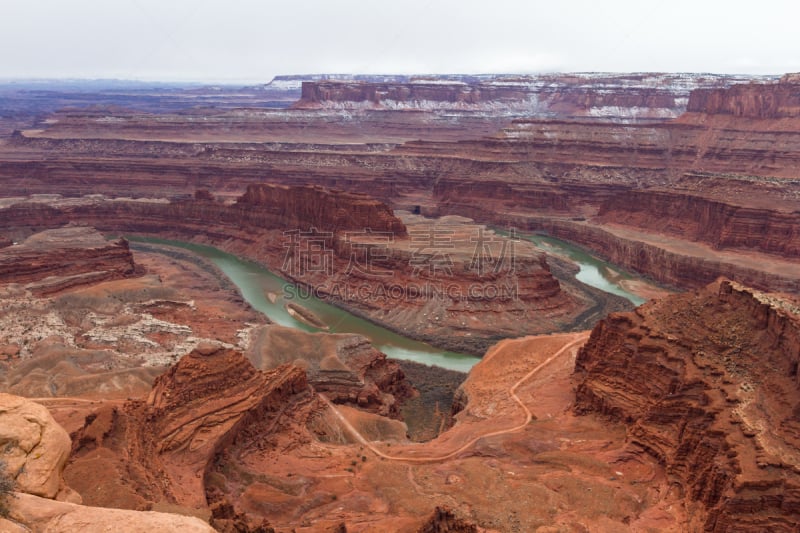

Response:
(130, 232), (648, 372)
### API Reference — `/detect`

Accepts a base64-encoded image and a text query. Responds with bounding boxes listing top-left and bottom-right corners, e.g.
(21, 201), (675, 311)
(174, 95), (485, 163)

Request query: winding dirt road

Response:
(320, 333), (589, 463)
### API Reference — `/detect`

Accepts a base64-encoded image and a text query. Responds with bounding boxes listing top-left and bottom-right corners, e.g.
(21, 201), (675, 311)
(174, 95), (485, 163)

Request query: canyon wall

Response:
(507, 216), (800, 293)
(595, 189), (800, 258)
(296, 73), (767, 119)
(574, 280), (800, 531)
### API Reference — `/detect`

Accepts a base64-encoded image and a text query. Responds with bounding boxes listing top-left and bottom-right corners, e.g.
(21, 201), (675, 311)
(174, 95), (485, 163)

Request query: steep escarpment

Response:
(0, 226), (137, 295)
(596, 189), (800, 258)
(573, 280), (800, 531)
(502, 216), (800, 293)
(297, 80), (530, 108)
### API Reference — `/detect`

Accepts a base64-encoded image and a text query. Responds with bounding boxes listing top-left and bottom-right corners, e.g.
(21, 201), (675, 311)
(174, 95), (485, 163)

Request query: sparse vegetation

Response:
(0, 459), (15, 518)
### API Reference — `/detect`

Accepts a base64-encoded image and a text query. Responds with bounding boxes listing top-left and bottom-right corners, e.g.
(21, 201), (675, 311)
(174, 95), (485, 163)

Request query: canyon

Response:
(0, 72), (799, 531)
(0, 188), (628, 355)
(0, 75), (797, 298)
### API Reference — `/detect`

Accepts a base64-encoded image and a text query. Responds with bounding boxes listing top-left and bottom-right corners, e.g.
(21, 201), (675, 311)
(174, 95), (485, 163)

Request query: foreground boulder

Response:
(0, 393), (72, 499)
(0, 393), (217, 532)
(5, 492), (215, 532)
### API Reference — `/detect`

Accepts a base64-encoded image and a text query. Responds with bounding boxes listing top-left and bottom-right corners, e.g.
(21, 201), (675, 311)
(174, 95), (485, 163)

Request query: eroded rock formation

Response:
(0, 394), (218, 531)
(573, 280), (800, 531)
(0, 226), (137, 295)
(67, 343), (312, 514)
(5, 492), (216, 533)
(247, 326), (414, 418)
(236, 183), (407, 235)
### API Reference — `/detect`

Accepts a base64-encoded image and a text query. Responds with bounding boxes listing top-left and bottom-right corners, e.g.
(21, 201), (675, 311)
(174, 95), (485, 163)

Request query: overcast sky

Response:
(3, 0), (799, 82)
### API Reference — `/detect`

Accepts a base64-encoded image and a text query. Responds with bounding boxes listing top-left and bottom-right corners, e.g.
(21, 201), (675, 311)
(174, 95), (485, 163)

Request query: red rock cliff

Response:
(297, 80), (529, 108)
(574, 280), (800, 531)
(68, 344), (311, 515)
(235, 184), (407, 236)
(687, 79), (800, 118)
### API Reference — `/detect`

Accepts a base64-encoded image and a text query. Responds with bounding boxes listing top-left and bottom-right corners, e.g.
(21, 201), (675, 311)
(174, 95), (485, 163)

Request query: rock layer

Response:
(0, 226), (137, 295)
(236, 183), (407, 235)
(573, 280), (800, 531)
(67, 344), (311, 512)
(686, 78), (800, 118)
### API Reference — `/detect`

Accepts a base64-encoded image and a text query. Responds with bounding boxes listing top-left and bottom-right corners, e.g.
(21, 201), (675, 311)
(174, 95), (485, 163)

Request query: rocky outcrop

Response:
(0, 393), (72, 499)
(248, 326), (414, 417)
(0, 226), (137, 295)
(145, 344), (309, 506)
(573, 280), (800, 531)
(5, 492), (215, 533)
(67, 344), (312, 512)
(236, 183), (407, 236)
(686, 78), (800, 118)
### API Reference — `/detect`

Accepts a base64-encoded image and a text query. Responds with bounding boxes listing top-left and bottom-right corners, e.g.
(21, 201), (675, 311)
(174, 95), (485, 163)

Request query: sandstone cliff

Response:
(295, 73), (763, 120)
(573, 280), (800, 531)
